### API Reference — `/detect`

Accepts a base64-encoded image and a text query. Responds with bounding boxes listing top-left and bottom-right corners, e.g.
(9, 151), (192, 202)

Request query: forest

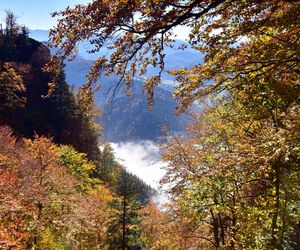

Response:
(0, 0), (300, 249)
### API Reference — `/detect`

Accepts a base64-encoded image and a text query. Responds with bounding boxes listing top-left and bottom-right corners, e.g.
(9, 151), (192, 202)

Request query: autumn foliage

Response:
(47, 0), (299, 248)
(0, 126), (113, 249)
(1, 0), (300, 249)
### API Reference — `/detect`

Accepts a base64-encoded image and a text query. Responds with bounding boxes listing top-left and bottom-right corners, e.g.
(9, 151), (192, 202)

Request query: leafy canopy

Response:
(49, 0), (299, 109)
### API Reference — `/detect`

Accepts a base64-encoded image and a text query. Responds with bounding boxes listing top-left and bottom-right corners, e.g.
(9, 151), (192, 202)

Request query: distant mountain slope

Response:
(63, 56), (194, 141)
(64, 56), (195, 141)
(100, 84), (191, 142)
(29, 29), (203, 77)
(29, 30), (199, 141)
(29, 29), (111, 60)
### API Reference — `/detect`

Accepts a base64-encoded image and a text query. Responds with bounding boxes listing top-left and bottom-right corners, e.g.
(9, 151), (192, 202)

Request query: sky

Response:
(0, 0), (90, 30)
(0, 0), (190, 40)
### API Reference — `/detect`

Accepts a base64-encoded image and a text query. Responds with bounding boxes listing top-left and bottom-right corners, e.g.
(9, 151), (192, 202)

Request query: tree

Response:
(141, 202), (187, 250)
(0, 62), (26, 112)
(48, 0), (299, 107)
(48, 3), (300, 248)
(0, 127), (76, 248)
(58, 145), (99, 192)
(4, 10), (19, 36)
(0, 126), (113, 249)
(107, 168), (145, 250)
(160, 93), (300, 249)
(98, 143), (122, 186)
(0, 11), (103, 162)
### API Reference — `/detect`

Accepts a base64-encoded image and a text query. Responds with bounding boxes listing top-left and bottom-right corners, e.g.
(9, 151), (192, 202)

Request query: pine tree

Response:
(107, 169), (145, 250)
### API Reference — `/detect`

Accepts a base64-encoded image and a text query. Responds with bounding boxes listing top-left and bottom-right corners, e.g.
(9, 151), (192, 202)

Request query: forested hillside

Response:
(0, 12), (154, 249)
(0, 22), (101, 161)
(48, 0), (300, 249)
(1, 0), (300, 249)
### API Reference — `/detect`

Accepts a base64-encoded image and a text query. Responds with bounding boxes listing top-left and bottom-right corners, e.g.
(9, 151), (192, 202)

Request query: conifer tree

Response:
(107, 169), (145, 250)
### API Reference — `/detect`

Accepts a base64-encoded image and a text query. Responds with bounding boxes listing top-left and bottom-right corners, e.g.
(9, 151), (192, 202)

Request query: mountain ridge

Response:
(29, 29), (200, 142)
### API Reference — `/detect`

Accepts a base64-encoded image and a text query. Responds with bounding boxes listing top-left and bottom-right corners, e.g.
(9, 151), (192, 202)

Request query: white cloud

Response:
(110, 141), (167, 189)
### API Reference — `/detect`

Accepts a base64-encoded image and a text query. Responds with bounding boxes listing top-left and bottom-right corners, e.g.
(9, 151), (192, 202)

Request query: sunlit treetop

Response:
(48, 0), (300, 111)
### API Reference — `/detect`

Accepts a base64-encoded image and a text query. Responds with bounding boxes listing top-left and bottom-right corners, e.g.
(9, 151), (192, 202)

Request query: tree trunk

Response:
(270, 160), (283, 250)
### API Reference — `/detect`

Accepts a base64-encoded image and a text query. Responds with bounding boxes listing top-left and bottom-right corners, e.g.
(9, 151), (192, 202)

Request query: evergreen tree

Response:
(0, 11), (102, 162)
(107, 169), (145, 250)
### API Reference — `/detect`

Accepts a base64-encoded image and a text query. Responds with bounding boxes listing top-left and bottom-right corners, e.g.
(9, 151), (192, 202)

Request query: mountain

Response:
(29, 29), (203, 64)
(29, 29), (110, 60)
(100, 83), (191, 142)
(29, 29), (203, 86)
(29, 30), (200, 141)
(62, 56), (194, 141)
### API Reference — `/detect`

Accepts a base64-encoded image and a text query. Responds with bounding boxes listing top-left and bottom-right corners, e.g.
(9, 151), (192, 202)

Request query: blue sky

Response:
(0, 0), (90, 30)
(0, 0), (190, 39)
